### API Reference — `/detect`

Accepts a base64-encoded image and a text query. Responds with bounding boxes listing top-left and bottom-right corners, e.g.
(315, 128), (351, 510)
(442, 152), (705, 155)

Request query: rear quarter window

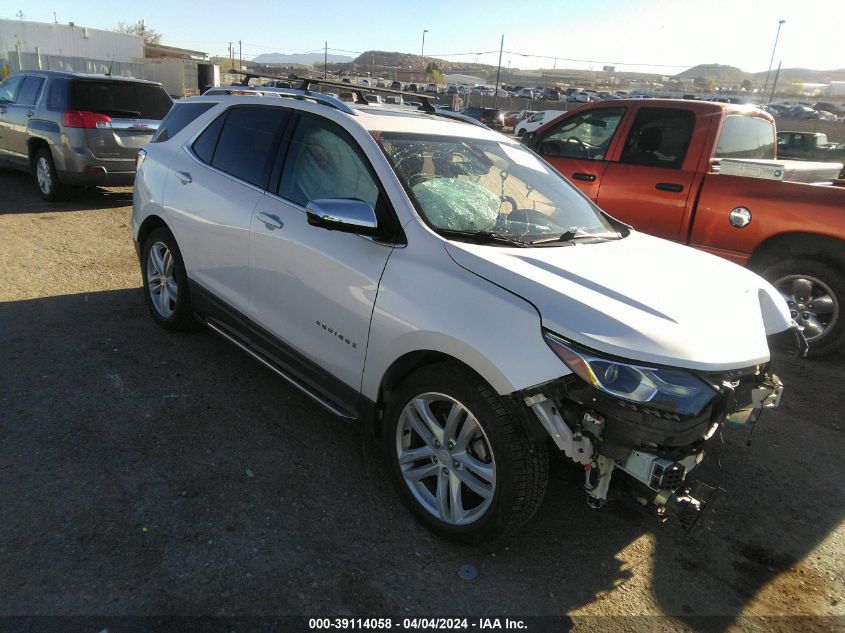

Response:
(152, 102), (216, 142)
(715, 115), (775, 160)
(70, 81), (173, 119)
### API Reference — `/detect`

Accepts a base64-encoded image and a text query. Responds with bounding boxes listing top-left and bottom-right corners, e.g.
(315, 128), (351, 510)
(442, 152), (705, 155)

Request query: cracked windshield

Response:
(378, 134), (619, 244)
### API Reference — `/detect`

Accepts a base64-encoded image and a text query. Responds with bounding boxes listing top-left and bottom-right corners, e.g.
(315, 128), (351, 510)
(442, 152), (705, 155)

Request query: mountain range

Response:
(251, 52), (353, 65)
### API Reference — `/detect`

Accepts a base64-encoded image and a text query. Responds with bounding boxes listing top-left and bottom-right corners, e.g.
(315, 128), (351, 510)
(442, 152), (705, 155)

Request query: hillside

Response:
(252, 52), (353, 65)
(349, 50), (494, 73)
(674, 64), (747, 83)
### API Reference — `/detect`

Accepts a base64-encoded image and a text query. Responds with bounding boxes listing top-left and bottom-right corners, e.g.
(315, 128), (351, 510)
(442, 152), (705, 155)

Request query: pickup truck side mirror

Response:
(522, 131), (538, 150)
(306, 199), (379, 236)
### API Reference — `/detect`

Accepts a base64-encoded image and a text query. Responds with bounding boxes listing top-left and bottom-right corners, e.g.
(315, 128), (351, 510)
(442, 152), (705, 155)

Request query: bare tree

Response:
(115, 21), (162, 46)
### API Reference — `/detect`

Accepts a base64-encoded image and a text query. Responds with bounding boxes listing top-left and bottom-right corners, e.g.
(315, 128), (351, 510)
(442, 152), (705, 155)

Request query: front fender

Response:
(362, 244), (567, 400)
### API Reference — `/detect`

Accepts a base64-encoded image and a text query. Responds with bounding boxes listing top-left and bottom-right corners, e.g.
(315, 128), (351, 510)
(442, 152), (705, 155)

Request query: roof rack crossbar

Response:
(291, 75), (436, 113)
(225, 70), (487, 128)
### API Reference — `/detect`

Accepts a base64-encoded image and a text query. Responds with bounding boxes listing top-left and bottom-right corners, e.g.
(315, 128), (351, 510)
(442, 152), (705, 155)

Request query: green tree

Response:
(741, 79), (753, 91)
(115, 21), (162, 46)
(425, 62), (444, 85)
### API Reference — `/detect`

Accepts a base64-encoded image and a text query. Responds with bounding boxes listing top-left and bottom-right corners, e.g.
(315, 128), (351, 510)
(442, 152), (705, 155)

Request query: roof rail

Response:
(289, 75), (437, 114)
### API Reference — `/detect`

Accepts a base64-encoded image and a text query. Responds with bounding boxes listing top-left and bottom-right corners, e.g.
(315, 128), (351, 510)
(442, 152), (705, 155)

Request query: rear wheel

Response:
(383, 363), (548, 543)
(763, 258), (845, 357)
(32, 147), (66, 201)
(141, 227), (194, 331)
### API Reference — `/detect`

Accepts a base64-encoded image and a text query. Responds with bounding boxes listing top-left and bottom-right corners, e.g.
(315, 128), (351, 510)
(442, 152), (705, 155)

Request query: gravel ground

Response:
(1, 169), (843, 631)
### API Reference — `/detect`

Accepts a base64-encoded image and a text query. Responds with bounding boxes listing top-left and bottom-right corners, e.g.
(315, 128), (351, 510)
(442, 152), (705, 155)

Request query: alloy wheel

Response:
(395, 393), (496, 526)
(775, 274), (839, 342)
(146, 241), (178, 318)
(36, 156), (52, 195)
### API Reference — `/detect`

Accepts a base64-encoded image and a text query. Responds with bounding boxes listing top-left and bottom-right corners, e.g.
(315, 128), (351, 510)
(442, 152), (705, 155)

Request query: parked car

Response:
(514, 110), (566, 137)
(777, 131), (845, 174)
(390, 81), (402, 91)
(0, 70), (172, 200)
(524, 98), (845, 355)
(462, 106), (504, 129)
(132, 91), (794, 542)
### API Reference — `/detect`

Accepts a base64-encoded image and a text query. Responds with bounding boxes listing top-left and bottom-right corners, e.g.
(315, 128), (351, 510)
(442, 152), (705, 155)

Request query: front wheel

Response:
(383, 363), (548, 543)
(763, 258), (845, 357)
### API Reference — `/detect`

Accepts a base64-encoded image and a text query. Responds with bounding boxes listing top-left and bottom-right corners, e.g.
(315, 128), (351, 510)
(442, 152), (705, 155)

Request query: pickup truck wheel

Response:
(141, 227), (194, 331)
(384, 363), (548, 543)
(32, 148), (66, 202)
(764, 258), (845, 357)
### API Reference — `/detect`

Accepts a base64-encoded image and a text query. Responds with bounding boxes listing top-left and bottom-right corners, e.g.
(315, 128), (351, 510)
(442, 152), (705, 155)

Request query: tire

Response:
(141, 226), (194, 331)
(383, 362), (548, 543)
(32, 147), (66, 201)
(762, 258), (845, 357)
(517, 128), (526, 138)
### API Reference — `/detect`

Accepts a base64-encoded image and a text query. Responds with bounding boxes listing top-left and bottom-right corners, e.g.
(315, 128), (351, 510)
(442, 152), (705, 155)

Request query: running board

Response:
(205, 319), (357, 421)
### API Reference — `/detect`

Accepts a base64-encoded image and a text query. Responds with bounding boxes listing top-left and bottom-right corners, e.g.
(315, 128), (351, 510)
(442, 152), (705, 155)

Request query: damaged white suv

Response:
(132, 89), (802, 542)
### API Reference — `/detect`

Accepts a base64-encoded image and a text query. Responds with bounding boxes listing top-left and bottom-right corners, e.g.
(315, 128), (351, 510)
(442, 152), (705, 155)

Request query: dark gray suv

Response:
(0, 70), (172, 200)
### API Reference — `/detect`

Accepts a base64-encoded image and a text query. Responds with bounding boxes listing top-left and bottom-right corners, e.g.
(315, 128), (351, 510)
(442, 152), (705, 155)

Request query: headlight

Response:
(544, 333), (717, 417)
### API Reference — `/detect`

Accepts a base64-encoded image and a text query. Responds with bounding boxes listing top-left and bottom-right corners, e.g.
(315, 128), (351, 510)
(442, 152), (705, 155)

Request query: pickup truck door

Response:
(533, 106), (627, 201)
(595, 106), (703, 241)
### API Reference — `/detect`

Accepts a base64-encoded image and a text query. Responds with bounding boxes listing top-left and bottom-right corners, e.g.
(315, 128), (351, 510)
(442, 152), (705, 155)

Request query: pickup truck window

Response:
(619, 107), (695, 169)
(715, 115), (775, 160)
(537, 107), (625, 160)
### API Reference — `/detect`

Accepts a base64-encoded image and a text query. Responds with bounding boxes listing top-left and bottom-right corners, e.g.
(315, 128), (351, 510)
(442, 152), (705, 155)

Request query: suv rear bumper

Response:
(54, 146), (136, 187)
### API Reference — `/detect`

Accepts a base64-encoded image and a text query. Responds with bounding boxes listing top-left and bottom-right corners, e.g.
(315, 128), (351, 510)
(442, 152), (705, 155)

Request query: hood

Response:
(445, 232), (792, 372)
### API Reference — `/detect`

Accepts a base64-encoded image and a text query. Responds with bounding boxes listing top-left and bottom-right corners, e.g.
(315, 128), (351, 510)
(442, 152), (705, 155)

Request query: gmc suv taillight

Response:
(62, 111), (112, 129)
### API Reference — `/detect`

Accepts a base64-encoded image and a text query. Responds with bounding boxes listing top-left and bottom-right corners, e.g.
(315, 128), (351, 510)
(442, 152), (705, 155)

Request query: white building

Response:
(0, 19), (144, 77)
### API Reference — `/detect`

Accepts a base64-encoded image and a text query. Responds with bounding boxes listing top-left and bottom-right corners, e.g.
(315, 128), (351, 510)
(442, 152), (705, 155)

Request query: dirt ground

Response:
(1, 169), (843, 631)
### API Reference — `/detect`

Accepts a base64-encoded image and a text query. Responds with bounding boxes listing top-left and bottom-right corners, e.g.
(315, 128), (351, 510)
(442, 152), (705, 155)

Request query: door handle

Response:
(26, 110), (34, 118)
(175, 171), (192, 184)
(656, 182), (683, 192)
(572, 172), (596, 182)
(256, 212), (283, 230)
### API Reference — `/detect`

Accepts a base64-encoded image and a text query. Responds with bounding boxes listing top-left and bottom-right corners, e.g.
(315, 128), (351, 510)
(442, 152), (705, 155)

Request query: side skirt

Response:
(190, 281), (376, 423)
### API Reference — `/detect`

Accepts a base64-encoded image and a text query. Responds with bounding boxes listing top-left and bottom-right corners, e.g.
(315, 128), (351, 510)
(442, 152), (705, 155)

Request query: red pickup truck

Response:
(525, 99), (845, 356)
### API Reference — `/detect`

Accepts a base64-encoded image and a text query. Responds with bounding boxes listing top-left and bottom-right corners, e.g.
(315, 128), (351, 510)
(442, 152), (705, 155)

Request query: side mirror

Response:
(306, 199), (379, 236)
(522, 132), (538, 150)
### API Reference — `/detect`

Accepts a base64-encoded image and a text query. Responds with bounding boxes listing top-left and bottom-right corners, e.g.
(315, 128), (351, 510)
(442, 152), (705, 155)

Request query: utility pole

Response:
(238, 40), (242, 69)
(762, 19), (785, 98)
(494, 34), (504, 106)
(769, 60), (782, 104)
(229, 42), (233, 69)
(324, 41), (328, 79)
(420, 29), (428, 84)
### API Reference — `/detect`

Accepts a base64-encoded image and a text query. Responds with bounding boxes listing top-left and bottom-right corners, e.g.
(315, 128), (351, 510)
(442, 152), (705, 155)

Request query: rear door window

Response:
(152, 102), (216, 142)
(620, 107), (696, 169)
(69, 80), (173, 119)
(16, 76), (45, 106)
(201, 106), (291, 188)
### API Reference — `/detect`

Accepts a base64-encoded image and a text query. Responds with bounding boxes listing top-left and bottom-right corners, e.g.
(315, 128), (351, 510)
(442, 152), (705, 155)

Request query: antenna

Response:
(106, 55), (115, 77)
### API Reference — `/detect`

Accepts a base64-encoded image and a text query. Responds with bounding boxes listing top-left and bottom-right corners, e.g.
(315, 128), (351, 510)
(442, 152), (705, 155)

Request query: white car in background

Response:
(514, 109), (567, 136)
(131, 89), (795, 543)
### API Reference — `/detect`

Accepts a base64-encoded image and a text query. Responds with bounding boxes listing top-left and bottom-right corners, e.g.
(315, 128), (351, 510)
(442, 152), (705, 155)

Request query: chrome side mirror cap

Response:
(305, 199), (378, 236)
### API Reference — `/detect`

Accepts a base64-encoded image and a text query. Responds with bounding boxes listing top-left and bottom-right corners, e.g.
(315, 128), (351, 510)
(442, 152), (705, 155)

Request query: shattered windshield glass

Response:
(378, 133), (620, 245)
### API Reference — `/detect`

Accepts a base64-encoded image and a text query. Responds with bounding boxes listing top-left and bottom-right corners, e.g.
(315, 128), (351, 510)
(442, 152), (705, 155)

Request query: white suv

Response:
(132, 91), (796, 542)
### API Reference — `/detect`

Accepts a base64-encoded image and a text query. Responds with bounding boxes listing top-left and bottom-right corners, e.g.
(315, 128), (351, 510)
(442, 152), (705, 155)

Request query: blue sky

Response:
(1, 0), (842, 73)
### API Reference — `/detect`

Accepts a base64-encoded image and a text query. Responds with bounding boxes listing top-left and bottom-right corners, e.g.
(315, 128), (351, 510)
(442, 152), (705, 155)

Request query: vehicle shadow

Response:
(0, 289), (842, 627)
(0, 169), (133, 214)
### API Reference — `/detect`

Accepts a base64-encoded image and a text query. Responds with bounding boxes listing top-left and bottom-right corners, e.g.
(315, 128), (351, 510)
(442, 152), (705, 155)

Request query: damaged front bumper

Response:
(521, 365), (784, 528)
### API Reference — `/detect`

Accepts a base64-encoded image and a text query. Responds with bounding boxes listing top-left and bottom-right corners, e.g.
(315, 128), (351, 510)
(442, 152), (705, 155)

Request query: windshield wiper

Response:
(530, 228), (621, 245)
(437, 228), (530, 247)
